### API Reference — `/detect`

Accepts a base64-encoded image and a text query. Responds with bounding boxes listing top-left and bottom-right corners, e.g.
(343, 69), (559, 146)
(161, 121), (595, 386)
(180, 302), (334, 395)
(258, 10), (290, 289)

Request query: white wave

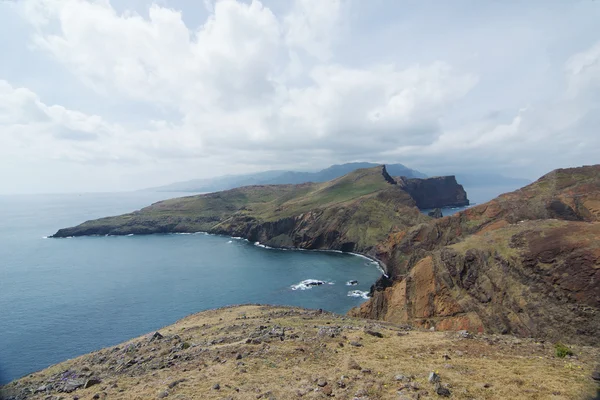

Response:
(347, 290), (370, 299)
(254, 241), (273, 249)
(126, 234), (134, 237)
(227, 240), (233, 243)
(290, 279), (328, 291)
(42, 236), (48, 239)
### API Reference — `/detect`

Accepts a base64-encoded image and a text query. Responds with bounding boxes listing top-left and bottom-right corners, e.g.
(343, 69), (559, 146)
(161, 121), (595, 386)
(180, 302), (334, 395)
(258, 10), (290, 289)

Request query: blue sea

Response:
(0, 192), (383, 385)
(0, 185), (516, 385)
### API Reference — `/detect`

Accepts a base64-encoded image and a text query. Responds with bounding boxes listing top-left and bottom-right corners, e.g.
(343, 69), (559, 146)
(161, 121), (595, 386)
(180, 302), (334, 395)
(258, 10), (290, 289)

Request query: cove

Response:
(0, 192), (381, 384)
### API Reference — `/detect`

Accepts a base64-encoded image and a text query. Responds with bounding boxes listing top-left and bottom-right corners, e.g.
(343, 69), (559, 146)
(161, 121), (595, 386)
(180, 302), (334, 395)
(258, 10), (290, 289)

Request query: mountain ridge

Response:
(142, 163), (427, 193)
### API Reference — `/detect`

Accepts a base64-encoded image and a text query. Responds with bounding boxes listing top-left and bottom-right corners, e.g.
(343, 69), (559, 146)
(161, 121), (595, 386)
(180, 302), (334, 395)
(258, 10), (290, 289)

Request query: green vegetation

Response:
(555, 342), (574, 358)
(52, 166), (431, 252)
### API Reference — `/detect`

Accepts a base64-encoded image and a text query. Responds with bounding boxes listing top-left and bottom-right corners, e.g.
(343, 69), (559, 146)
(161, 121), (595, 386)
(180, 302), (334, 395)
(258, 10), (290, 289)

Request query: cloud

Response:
(1, 0), (598, 193)
(11, 0), (477, 168)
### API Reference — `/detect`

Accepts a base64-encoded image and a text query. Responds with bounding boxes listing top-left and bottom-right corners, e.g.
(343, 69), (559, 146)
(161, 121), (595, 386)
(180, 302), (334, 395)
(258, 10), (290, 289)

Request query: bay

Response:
(0, 192), (381, 385)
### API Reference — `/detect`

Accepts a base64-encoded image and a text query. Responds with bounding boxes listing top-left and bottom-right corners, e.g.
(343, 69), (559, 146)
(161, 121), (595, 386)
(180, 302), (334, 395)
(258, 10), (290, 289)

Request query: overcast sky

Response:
(0, 0), (599, 194)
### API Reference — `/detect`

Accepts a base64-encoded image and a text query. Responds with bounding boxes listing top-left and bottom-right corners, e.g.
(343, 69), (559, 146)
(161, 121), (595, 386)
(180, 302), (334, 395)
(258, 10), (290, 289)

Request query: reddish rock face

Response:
(351, 165), (600, 345)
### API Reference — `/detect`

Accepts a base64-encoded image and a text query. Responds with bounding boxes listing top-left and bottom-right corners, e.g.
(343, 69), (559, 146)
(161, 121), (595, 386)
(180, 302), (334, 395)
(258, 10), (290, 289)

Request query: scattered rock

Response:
(428, 372), (441, 384)
(347, 280), (358, 285)
(150, 332), (164, 341)
(35, 385), (48, 393)
(457, 330), (473, 339)
(347, 358), (361, 370)
(321, 384), (333, 396)
(212, 383), (220, 390)
(365, 330), (383, 338)
(61, 379), (85, 393)
(317, 379), (327, 387)
(157, 390), (169, 398)
(442, 354), (451, 360)
(83, 378), (101, 389)
(168, 379), (186, 389)
(592, 368), (600, 381)
(349, 341), (363, 347)
(434, 382), (451, 397)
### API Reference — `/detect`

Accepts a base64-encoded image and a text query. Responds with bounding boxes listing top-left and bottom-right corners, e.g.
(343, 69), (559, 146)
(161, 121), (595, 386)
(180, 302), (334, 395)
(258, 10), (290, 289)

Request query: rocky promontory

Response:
(397, 176), (469, 209)
(51, 166), (463, 255)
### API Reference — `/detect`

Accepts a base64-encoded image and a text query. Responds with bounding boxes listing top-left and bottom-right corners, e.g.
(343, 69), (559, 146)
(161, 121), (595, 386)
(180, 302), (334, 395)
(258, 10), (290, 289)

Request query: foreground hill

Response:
(51, 166), (467, 254)
(2, 305), (598, 400)
(351, 165), (600, 345)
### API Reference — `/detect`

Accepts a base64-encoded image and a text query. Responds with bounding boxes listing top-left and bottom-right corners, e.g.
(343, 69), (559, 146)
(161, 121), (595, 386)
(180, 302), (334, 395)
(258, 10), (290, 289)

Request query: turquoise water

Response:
(0, 193), (382, 385)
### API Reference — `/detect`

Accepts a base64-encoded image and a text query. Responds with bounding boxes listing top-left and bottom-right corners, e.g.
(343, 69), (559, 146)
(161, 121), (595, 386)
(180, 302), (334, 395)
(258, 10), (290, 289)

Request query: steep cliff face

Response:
(212, 189), (426, 253)
(397, 176), (469, 209)
(351, 165), (600, 344)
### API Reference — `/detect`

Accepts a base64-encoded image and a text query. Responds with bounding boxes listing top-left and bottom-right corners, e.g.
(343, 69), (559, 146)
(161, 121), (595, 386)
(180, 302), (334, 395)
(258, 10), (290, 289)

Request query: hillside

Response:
(350, 165), (600, 345)
(143, 162), (426, 193)
(2, 305), (599, 400)
(51, 166), (466, 254)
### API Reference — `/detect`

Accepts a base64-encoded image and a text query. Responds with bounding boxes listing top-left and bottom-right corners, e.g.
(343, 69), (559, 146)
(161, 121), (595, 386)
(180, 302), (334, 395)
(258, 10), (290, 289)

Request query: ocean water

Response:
(0, 192), (382, 385)
(421, 185), (525, 216)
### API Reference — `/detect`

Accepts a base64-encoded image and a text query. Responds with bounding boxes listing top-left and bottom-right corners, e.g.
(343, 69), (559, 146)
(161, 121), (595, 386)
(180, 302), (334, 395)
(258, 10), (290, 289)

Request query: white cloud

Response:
(10, 0), (477, 170)
(0, 0), (598, 193)
(284, 0), (342, 61)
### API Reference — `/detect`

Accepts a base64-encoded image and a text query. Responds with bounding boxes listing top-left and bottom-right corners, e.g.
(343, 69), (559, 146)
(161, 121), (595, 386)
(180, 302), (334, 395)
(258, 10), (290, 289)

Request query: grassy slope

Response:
(52, 167), (426, 251)
(2, 305), (598, 400)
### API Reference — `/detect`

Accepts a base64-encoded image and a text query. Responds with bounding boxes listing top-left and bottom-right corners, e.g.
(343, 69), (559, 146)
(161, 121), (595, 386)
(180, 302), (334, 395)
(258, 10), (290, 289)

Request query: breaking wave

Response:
(347, 290), (370, 299)
(291, 279), (334, 291)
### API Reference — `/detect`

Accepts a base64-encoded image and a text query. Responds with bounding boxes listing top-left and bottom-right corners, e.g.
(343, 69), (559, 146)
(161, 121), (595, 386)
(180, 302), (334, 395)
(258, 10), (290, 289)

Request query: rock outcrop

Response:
(397, 176), (469, 209)
(350, 165), (600, 345)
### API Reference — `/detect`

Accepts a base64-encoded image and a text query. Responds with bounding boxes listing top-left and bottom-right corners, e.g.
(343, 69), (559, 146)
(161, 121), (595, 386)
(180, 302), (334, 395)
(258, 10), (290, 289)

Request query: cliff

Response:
(2, 305), (598, 400)
(350, 165), (600, 345)
(397, 176), (469, 209)
(51, 166), (463, 254)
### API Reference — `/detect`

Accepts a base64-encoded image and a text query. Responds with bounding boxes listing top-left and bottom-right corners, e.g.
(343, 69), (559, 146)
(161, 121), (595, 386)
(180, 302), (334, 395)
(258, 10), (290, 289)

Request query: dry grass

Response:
(3, 305), (598, 400)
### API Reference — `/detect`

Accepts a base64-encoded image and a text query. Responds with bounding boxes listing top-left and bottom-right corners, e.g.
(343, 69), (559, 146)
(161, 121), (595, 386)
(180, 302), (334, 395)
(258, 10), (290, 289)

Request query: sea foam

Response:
(347, 290), (370, 299)
(291, 279), (333, 291)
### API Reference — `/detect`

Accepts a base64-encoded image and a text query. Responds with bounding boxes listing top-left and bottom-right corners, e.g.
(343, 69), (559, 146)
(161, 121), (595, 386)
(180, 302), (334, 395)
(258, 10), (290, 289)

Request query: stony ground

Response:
(2, 305), (599, 400)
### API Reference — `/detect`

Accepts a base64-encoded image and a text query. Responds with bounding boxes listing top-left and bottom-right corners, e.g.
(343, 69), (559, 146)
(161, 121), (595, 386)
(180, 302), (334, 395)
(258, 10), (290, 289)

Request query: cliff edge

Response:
(350, 165), (600, 345)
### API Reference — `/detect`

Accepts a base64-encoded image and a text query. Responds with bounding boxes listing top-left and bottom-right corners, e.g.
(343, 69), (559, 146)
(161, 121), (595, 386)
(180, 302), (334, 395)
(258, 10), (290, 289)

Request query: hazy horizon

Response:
(1, 0), (599, 194)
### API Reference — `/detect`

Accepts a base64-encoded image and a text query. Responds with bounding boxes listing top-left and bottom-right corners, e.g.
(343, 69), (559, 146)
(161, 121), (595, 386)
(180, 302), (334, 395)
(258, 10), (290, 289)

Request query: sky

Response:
(0, 0), (599, 194)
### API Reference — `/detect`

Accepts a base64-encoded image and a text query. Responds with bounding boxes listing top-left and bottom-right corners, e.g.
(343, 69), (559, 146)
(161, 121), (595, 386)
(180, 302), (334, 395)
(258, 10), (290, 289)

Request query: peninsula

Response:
(51, 166), (468, 255)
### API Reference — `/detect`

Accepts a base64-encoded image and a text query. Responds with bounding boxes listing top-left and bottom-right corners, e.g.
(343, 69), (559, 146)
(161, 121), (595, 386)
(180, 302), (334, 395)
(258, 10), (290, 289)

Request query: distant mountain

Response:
(143, 162), (426, 193)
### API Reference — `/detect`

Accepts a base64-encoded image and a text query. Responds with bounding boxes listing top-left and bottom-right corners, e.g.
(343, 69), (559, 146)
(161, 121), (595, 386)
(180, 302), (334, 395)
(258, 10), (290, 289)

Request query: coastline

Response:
(51, 229), (389, 278)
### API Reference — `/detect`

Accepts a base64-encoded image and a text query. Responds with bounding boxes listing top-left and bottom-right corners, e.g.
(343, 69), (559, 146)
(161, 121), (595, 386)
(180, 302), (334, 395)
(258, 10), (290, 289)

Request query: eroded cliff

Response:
(397, 175), (469, 209)
(351, 165), (600, 345)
